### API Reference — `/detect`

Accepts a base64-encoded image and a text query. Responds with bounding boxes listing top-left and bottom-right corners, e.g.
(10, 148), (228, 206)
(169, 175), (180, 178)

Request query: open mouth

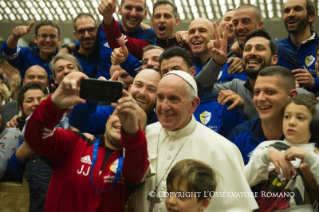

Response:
(192, 41), (203, 46)
(158, 26), (166, 34)
(135, 98), (147, 106)
(245, 57), (262, 68)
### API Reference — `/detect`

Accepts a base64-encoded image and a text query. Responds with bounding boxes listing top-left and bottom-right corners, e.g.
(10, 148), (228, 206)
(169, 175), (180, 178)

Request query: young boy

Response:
(244, 94), (319, 211)
(165, 159), (217, 212)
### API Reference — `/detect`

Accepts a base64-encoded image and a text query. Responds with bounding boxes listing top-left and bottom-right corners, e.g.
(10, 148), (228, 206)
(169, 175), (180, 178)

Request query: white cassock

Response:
(131, 116), (258, 212)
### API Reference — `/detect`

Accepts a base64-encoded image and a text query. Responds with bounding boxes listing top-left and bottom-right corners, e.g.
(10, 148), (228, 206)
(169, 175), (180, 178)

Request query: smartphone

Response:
(80, 79), (123, 102)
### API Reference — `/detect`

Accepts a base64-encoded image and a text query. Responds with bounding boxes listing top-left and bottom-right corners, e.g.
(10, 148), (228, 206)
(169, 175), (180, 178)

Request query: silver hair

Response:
(49, 54), (83, 77)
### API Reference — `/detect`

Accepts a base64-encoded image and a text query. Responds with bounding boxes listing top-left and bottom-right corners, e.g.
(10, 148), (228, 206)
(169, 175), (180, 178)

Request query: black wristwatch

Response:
(61, 43), (72, 53)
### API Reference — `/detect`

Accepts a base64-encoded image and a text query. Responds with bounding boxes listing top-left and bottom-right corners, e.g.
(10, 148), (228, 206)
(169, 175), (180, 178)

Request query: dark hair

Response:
(153, 0), (178, 18)
(258, 66), (296, 93)
(244, 29), (278, 56)
(74, 13), (96, 30)
(220, 9), (235, 21)
(287, 93), (318, 115)
(236, 4), (262, 22)
(35, 20), (60, 36)
(159, 47), (194, 70)
(284, 0), (315, 30)
(120, 0), (146, 8)
(17, 82), (46, 113)
(167, 159), (217, 202)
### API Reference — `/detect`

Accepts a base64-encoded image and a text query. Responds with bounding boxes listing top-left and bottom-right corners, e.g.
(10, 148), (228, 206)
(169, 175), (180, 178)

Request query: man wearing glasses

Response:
(0, 20), (61, 86)
(68, 13), (100, 78)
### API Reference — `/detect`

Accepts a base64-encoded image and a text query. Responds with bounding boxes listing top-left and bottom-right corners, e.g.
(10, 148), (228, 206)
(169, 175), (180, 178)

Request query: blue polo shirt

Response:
(227, 118), (284, 165)
(1, 43), (58, 85)
(281, 32), (319, 93)
(194, 92), (248, 138)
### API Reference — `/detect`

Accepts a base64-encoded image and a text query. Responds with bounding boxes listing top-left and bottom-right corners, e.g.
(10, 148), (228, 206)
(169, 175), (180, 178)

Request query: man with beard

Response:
(228, 4), (303, 71)
(202, 29), (278, 120)
(280, 0), (319, 93)
(69, 68), (161, 135)
(70, 13), (99, 78)
(99, 0), (182, 60)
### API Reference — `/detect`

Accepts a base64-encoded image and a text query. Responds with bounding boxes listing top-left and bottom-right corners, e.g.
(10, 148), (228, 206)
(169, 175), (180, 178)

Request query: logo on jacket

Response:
(80, 155), (92, 165)
(110, 159), (120, 173)
(305, 55), (315, 67)
(200, 111), (211, 125)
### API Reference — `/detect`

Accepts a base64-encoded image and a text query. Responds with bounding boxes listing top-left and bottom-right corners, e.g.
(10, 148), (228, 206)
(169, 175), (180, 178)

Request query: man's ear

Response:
(199, 198), (211, 211)
(175, 17), (180, 27)
(34, 35), (38, 44)
(128, 84), (132, 92)
(257, 21), (263, 29)
(189, 66), (196, 77)
(271, 55), (278, 66)
(118, 6), (122, 15)
(190, 97), (200, 114)
(288, 89), (298, 98)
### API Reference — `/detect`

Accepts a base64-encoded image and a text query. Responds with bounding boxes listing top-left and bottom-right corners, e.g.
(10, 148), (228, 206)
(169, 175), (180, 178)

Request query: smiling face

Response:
(118, 0), (147, 32)
(218, 10), (235, 41)
(34, 25), (61, 58)
(152, 4), (179, 40)
(74, 16), (97, 53)
(23, 65), (48, 88)
(165, 179), (209, 212)
(283, 102), (312, 144)
(128, 69), (161, 114)
(19, 89), (44, 118)
(188, 18), (214, 57)
(283, 0), (314, 34)
(54, 59), (80, 85)
(253, 76), (293, 123)
(156, 75), (199, 131)
(242, 36), (277, 79)
(232, 8), (263, 45)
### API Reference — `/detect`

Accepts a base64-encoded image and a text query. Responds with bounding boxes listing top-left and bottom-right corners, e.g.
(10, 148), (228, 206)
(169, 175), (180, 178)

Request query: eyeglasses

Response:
(75, 27), (97, 35)
(38, 34), (59, 40)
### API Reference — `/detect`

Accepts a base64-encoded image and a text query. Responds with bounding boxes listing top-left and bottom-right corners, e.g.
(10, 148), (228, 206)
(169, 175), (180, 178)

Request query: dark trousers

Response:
(26, 155), (53, 212)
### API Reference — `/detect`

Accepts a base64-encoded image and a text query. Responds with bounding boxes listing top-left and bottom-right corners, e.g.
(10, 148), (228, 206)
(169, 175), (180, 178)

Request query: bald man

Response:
(69, 69), (161, 135)
(188, 18), (214, 75)
(23, 65), (49, 88)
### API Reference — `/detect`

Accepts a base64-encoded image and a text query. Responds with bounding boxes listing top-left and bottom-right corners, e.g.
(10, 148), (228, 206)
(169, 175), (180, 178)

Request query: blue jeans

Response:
(26, 155), (53, 212)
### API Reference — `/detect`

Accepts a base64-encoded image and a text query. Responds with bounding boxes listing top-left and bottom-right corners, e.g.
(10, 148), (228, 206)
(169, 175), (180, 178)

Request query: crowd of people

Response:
(0, 0), (319, 211)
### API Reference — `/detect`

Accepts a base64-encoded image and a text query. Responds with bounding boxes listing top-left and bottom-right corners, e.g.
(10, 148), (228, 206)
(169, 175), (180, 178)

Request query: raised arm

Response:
(6, 21), (35, 49)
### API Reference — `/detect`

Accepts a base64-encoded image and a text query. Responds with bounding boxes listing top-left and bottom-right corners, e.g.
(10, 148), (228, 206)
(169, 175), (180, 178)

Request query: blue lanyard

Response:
(154, 38), (177, 47)
(90, 139), (123, 192)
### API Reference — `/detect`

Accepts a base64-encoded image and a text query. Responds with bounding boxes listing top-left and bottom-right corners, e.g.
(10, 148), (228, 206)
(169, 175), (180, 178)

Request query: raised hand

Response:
(98, 0), (116, 25)
(12, 21), (35, 39)
(207, 23), (228, 65)
(175, 31), (189, 48)
(217, 90), (245, 111)
(51, 72), (88, 110)
(111, 90), (140, 136)
(111, 38), (128, 65)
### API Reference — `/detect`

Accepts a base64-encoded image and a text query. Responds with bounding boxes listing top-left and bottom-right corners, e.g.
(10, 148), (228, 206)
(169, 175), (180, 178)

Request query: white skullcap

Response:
(164, 70), (198, 97)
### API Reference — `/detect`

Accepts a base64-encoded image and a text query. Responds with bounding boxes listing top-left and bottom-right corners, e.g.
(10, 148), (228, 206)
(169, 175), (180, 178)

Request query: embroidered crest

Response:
(305, 55), (315, 67)
(200, 111), (211, 125)
(110, 159), (119, 173)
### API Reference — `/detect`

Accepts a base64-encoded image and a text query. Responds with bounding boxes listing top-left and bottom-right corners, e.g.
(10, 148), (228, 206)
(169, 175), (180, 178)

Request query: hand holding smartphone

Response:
(80, 79), (123, 102)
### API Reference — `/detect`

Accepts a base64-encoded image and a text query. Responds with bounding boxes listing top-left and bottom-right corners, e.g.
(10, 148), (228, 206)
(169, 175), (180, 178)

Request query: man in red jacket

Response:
(24, 72), (150, 212)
